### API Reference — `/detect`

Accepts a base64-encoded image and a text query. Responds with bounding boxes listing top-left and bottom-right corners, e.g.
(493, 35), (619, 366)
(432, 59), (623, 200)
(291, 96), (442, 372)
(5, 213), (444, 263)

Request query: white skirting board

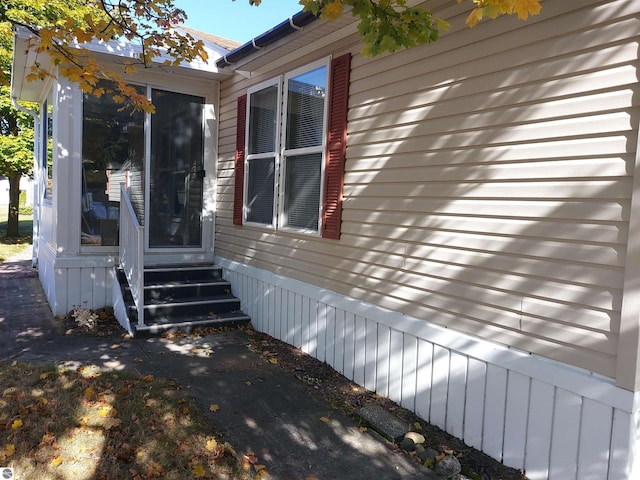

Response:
(216, 256), (640, 480)
(37, 245), (116, 316)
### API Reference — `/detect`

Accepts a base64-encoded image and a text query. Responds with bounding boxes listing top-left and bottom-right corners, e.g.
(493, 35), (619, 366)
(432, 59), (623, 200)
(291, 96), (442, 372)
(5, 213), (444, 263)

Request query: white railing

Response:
(119, 183), (144, 327)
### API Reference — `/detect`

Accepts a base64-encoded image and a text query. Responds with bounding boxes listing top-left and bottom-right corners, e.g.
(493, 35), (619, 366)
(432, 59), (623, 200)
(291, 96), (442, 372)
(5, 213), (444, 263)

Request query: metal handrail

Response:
(119, 183), (144, 327)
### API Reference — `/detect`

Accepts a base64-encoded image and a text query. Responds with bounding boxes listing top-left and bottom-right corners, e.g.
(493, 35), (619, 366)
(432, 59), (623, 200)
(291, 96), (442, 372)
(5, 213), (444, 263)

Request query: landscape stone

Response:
(419, 447), (439, 464)
(399, 437), (416, 452)
(434, 454), (462, 479)
(405, 431), (426, 444)
(356, 404), (408, 442)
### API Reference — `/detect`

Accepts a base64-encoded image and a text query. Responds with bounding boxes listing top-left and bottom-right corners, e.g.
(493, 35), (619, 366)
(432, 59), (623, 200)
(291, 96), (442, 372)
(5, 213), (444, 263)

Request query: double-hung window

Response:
(234, 54), (351, 239)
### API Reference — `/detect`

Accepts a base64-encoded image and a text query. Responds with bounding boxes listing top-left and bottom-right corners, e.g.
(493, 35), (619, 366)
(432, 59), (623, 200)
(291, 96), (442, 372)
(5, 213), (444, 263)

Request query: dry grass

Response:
(0, 361), (253, 480)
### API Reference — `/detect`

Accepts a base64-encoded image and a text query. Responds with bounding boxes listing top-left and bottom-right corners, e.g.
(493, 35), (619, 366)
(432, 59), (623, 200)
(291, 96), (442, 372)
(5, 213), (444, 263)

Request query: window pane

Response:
(283, 153), (321, 230)
(246, 157), (275, 225)
(286, 66), (326, 150)
(248, 85), (278, 155)
(81, 82), (145, 246)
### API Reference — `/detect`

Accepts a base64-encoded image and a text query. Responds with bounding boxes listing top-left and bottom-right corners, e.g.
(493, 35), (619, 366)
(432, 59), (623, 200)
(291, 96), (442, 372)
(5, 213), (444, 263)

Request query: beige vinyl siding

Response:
(216, 0), (639, 378)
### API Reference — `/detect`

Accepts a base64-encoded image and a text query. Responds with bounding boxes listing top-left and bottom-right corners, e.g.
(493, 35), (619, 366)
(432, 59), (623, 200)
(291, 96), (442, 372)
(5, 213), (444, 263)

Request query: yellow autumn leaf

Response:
(50, 457), (63, 467)
(191, 463), (206, 477)
(320, 0), (343, 20)
(256, 469), (269, 479)
(39, 397), (48, 405)
(269, 358), (278, 364)
(319, 417), (330, 423)
(246, 381), (252, 386)
(205, 438), (218, 451)
(142, 374), (154, 382)
(78, 365), (101, 378)
(5, 444), (15, 457)
(98, 406), (116, 418)
(306, 477), (319, 480)
(11, 419), (23, 429)
(255, 464), (267, 471)
(209, 404), (220, 412)
(84, 387), (96, 399)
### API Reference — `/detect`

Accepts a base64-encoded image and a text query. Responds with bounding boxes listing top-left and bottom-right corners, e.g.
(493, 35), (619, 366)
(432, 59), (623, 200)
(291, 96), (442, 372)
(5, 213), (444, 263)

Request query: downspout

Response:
(11, 97), (40, 268)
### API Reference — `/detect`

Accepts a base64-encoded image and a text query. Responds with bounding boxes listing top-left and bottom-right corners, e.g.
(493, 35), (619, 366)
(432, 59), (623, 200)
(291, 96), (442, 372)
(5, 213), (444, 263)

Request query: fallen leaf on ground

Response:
(11, 419), (23, 429)
(103, 417), (122, 430)
(319, 417), (330, 423)
(205, 439), (218, 451)
(146, 460), (164, 477)
(269, 358), (278, 364)
(4, 444), (15, 457)
(50, 457), (63, 467)
(209, 404), (219, 412)
(79, 365), (101, 378)
(142, 374), (154, 382)
(191, 463), (206, 477)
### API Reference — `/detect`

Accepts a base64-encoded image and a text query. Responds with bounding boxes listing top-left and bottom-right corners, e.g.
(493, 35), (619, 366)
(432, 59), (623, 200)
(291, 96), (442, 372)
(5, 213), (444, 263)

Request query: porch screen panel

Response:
(149, 90), (204, 248)
(81, 82), (145, 247)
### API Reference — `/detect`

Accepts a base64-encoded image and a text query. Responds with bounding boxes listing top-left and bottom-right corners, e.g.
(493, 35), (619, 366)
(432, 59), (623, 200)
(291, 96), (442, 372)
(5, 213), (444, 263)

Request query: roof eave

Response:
(215, 9), (318, 69)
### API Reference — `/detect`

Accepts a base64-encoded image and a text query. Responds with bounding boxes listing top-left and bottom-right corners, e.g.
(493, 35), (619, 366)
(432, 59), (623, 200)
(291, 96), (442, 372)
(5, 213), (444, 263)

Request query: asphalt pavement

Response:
(0, 247), (435, 479)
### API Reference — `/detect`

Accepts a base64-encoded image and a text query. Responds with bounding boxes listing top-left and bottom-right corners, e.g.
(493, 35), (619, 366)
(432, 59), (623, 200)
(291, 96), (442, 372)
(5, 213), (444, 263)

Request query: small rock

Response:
(404, 431), (426, 445)
(399, 437), (416, 452)
(356, 404), (408, 442)
(415, 443), (425, 456)
(419, 447), (439, 465)
(434, 454), (462, 479)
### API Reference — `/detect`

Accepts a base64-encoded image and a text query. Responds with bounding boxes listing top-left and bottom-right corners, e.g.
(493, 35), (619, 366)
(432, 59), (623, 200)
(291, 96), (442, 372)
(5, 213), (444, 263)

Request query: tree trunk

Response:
(6, 172), (21, 237)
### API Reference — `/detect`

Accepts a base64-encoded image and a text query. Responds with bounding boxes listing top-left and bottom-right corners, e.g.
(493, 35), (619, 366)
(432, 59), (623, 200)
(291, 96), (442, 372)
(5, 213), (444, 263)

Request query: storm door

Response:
(147, 89), (205, 248)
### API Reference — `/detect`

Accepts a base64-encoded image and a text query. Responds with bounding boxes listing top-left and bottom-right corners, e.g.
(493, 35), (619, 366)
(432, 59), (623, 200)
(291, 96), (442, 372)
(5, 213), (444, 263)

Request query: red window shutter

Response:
(322, 53), (351, 239)
(233, 94), (247, 226)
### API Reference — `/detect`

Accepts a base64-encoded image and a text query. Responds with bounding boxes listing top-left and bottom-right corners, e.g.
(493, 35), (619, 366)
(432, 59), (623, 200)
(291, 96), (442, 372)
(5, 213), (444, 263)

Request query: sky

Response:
(173, 0), (304, 44)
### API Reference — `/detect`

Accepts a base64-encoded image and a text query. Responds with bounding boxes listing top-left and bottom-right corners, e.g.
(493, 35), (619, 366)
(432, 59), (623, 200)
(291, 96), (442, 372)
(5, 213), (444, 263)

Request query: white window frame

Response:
(242, 58), (330, 235)
(243, 77), (281, 228)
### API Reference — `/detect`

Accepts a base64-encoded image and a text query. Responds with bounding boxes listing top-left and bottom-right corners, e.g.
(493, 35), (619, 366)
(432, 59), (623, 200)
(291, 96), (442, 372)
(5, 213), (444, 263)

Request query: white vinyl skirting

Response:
(216, 256), (640, 480)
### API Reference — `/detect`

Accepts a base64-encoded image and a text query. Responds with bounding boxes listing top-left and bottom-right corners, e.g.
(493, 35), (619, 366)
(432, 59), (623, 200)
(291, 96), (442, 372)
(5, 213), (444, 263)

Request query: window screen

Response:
(246, 157), (275, 225)
(282, 153), (321, 230)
